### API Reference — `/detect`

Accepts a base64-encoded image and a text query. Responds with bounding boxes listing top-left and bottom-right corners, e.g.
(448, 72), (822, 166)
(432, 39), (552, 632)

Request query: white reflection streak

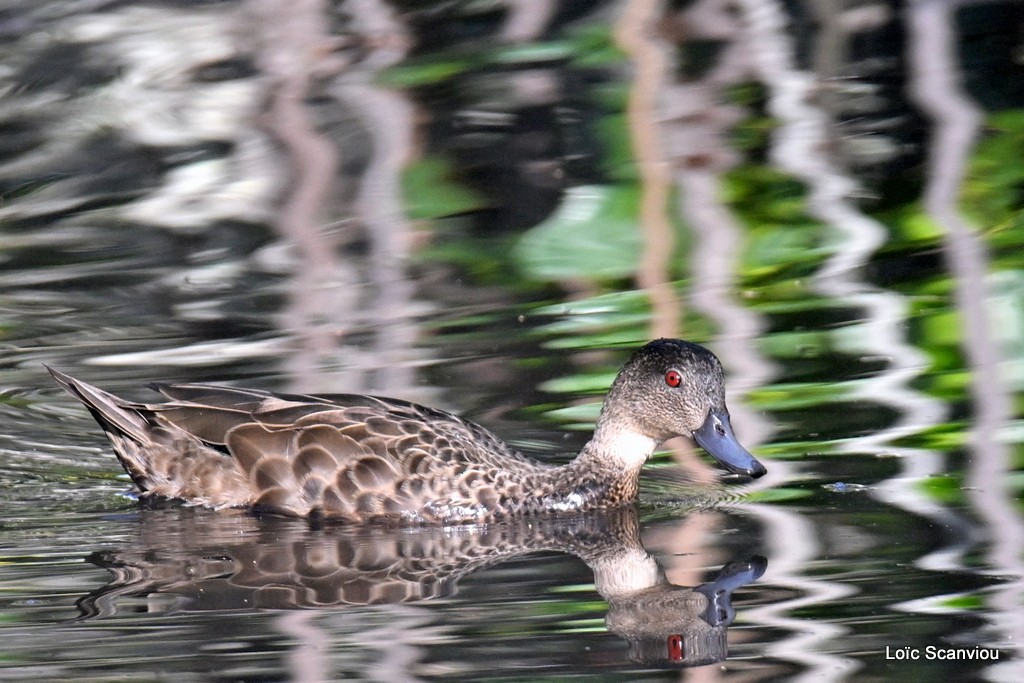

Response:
(735, 0), (946, 677)
(742, 503), (859, 681)
(739, 0), (945, 459)
(682, 169), (777, 448)
(278, 611), (329, 683)
(741, 0), (960, 571)
(906, 1), (1024, 679)
(323, 604), (444, 682)
(663, 0), (779, 448)
(500, 0), (556, 43)
(616, 0), (682, 339)
(253, 0), (356, 391)
(335, 0), (420, 396)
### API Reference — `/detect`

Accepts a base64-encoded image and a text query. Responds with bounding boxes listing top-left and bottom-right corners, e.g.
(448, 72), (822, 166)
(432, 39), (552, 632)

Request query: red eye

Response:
(665, 370), (682, 387)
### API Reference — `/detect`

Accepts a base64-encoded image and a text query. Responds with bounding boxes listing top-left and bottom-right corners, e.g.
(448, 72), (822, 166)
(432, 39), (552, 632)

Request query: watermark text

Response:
(885, 645), (1000, 661)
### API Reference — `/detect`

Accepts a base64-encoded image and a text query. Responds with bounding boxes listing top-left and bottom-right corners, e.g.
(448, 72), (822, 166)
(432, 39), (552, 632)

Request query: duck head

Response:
(596, 339), (767, 478)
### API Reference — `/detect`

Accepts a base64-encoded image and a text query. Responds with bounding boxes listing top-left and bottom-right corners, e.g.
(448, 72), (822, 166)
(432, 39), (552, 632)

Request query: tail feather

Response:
(47, 366), (159, 489)
(47, 366), (152, 443)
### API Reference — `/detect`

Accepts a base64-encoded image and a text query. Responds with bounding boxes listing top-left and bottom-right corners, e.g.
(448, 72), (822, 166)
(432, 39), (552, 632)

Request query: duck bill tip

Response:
(692, 410), (767, 479)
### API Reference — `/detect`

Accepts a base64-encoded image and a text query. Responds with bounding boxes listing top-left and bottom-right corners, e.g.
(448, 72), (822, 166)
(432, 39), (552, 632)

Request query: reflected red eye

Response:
(665, 369), (682, 387)
(667, 633), (684, 661)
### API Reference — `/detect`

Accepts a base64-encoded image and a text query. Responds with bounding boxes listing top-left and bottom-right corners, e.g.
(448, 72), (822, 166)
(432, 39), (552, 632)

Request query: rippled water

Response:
(2, 1), (1024, 681)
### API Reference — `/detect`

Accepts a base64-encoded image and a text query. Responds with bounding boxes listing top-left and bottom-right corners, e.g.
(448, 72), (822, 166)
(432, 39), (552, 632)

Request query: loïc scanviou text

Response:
(885, 646), (1000, 661)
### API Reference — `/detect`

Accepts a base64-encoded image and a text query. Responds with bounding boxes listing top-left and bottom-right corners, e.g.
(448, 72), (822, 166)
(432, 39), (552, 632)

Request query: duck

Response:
(49, 338), (766, 524)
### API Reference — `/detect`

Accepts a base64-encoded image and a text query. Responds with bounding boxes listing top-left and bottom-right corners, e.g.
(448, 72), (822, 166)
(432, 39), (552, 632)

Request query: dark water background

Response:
(2, 0), (1024, 680)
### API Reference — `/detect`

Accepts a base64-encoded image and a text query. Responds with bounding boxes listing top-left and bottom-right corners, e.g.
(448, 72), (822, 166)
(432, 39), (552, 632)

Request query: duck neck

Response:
(556, 421), (658, 506)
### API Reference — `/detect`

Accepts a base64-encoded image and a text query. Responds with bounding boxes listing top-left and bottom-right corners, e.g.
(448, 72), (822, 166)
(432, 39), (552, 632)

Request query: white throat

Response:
(594, 429), (658, 469)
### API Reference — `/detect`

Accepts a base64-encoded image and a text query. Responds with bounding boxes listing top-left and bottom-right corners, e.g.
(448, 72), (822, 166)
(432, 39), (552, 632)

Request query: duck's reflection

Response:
(78, 507), (765, 667)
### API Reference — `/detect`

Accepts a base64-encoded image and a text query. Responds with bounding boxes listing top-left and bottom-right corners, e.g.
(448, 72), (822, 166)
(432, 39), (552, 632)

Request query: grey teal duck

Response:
(49, 338), (766, 524)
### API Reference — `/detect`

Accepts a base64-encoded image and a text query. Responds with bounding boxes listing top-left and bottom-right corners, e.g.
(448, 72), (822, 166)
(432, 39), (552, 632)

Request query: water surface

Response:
(2, 1), (1024, 681)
